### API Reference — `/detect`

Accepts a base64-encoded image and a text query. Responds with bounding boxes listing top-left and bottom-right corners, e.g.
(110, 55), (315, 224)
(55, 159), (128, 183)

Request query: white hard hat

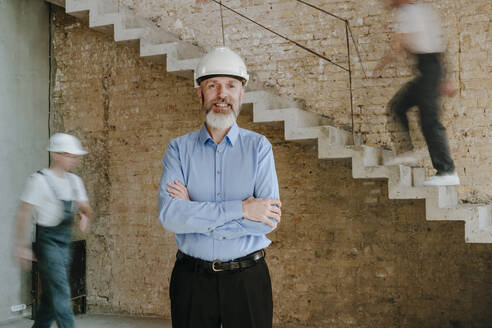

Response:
(194, 47), (249, 88)
(47, 133), (88, 155)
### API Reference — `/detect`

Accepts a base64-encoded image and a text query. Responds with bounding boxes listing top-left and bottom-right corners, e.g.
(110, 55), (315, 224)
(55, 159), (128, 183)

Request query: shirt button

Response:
(217, 170), (221, 174)
(217, 192), (221, 196)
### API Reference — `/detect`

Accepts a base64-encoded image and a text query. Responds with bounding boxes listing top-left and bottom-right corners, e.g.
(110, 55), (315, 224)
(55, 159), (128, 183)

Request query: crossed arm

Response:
(167, 180), (281, 227)
(158, 140), (282, 239)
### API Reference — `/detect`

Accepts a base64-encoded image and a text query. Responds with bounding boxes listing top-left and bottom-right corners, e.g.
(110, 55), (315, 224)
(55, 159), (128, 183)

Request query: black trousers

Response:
(169, 255), (273, 328)
(389, 53), (455, 175)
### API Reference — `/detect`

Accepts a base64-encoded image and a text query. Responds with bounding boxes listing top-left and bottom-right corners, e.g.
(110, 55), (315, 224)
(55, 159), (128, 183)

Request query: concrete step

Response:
(413, 167), (427, 186)
(45, 0), (492, 243)
(46, 0), (66, 7)
(64, 0), (91, 13)
(427, 204), (492, 243)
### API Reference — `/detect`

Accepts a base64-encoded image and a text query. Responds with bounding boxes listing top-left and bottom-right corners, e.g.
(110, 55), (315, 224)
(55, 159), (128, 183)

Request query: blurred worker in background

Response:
(375, 0), (459, 186)
(15, 133), (93, 328)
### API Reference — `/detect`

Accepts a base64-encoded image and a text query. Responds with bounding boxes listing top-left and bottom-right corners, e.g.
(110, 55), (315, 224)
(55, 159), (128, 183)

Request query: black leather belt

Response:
(176, 249), (265, 272)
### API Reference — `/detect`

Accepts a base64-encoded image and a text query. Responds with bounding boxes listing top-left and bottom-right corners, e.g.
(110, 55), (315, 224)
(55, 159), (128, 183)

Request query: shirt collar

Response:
(198, 122), (239, 146)
(225, 122), (239, 146)
(198, 124), (212, 145)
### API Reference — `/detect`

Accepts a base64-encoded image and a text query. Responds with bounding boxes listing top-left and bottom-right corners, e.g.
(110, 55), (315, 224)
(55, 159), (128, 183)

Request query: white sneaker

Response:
(384, 151), (418, 166)
(423, 172), (460, 186)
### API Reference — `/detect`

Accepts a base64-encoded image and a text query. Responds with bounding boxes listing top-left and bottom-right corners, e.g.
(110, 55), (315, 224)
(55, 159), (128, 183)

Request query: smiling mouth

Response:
(212, 103), (232, 111)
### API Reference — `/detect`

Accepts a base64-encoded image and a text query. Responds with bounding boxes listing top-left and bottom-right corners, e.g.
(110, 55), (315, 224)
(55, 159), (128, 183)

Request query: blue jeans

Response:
(33, 201), (75, 328)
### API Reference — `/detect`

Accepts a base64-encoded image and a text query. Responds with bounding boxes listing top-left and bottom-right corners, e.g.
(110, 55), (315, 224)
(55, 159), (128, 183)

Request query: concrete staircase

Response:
(44, 0), (492, 243)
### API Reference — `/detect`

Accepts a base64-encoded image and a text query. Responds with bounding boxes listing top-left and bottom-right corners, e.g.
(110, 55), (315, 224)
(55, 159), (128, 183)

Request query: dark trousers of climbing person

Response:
(32, 200), (75, 328)
(389, 52), (455, 175)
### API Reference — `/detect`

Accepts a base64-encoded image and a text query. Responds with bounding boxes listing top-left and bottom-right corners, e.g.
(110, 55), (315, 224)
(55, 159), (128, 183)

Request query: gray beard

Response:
(205, 110), (237, 130)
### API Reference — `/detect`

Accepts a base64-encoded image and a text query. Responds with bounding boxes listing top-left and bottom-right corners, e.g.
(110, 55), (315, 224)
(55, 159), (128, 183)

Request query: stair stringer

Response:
(44, 0), (492, 243)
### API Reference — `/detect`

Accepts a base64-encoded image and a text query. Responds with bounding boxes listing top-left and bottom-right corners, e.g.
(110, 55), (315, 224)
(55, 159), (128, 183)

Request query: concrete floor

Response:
(0, 314), (172, 328)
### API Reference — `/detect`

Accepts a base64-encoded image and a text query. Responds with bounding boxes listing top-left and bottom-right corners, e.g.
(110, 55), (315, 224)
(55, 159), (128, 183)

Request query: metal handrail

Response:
(296, 0), (369, 140)
(296, 0), (367, 78)
(209, 0), (349, 72)
(296, 0), (346, 23)
(208, 0), (367, 137)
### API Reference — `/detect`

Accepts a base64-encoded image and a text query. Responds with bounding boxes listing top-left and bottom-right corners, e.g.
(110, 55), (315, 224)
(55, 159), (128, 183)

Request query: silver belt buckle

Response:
(212, 260), (224, 272)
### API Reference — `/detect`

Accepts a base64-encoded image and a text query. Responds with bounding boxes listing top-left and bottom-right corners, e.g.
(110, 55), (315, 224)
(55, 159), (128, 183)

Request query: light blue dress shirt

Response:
(158, 122), (279, 261)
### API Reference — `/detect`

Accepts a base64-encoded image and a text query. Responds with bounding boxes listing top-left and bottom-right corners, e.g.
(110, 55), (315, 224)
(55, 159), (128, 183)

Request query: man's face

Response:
(52, 152), (81, 171)
(198, 76), (245, 130)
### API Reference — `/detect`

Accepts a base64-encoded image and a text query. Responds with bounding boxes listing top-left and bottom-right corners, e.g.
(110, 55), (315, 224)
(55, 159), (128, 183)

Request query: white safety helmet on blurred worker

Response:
(194, 47), (249, 88)
(47, 133), (88, 155)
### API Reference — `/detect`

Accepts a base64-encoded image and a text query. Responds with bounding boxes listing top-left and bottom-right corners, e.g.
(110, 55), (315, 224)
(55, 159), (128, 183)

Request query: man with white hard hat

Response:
(158, 47), (281, 328)
(15, 132), (93, 328)
(374, 0), (459, 186)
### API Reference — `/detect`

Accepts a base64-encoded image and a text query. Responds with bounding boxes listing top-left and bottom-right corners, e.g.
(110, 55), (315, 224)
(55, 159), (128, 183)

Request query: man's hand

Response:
(79, 213), (90, 233)
(15, 244), (36, 270)
(77, 201), (93, 233)
(439, 80), (457, 97)
(167, 181), (191, 200)
(15, 202), (36, 270)
(242, 197), (281, 228)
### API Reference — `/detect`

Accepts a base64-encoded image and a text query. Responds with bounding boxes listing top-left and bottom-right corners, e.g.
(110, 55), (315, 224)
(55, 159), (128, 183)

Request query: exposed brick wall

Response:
(51, 3), (492, 327)
(119, 0), (492, 203)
